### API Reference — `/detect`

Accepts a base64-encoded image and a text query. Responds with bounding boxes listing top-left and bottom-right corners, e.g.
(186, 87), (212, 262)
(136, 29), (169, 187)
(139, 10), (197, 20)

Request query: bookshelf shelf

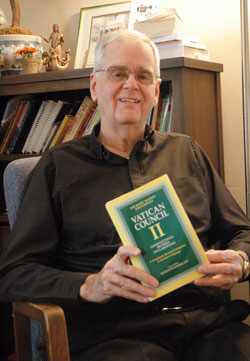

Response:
(0, 57), (224, 249)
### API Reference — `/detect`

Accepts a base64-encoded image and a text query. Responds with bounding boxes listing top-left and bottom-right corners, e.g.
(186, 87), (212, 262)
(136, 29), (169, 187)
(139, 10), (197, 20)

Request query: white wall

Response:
(174, 0), (245, 209)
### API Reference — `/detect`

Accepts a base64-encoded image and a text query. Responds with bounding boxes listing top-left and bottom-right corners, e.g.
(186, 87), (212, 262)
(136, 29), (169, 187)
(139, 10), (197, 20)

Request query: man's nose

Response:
(123, 72), (139, 89)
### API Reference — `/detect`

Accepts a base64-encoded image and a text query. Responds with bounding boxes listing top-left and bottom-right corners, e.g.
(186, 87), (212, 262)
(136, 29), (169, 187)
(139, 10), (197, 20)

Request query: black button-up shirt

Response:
(1, 124), (250, 350)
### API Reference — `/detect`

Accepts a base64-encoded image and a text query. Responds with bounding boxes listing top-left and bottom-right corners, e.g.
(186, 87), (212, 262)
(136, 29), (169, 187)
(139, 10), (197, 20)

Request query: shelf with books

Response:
(0, 58), (223, 249)
(0, 95), (98, 155)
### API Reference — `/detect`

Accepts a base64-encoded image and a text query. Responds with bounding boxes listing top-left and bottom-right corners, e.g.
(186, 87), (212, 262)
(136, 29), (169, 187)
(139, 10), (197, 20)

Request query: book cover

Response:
(49, 115), (75, 148)
(134, 15), (183, 39)
(106, 174), (209, 300)
(41, 123), (60, 152)
(1, 96), (23, 127)
(0, 100), (28, 154)
(32, 100), (64, 153)
(41, 101), (74, 152)
(76, 103), (97, 137)
(12, 99), (42, 154)
(62, 96), (95, 142)
(22, 100), (47, 153)
(159, 83), (173, 132)
(5, 100), (30, 154)
(29, 100), (57, 153)
(82, 106), (100, 136)
(156, 42), (210, 61)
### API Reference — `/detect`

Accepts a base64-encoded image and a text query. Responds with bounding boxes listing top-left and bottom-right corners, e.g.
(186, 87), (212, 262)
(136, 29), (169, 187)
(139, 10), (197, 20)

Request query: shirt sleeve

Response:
(0, 152), (89, 305)
(191, 137), (250, 260)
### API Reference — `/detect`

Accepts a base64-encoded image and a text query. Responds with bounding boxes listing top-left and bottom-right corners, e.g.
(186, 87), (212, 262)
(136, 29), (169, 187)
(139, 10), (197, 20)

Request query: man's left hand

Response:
(194, 249), (243, 289)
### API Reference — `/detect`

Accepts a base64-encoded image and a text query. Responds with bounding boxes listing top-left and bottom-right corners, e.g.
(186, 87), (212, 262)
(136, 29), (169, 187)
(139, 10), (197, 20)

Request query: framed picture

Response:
(74, 2), (131, 69)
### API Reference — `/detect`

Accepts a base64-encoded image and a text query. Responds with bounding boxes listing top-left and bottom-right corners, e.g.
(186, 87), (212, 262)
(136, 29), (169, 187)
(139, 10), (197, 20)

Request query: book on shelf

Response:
(41, 101), (74, 152)
(41, 123), (59, 153)
(49, 115), (75, 149)
(164, 87), (173, 132)
(151, 33), (201, 44)
(22, 100), (48, 153)
(62, 96), (95, 143)
(158, 84), (173, 132)
(32, 100), (65, 153)
(158, 93), (170, 132)
(29, 100), (58, 153)
(76, 103), (97, 138)
(155, 42), (210, 61)
(106, 174), (209, 300)
(0, 101), (20, 153)
(0, 100), (29, 154)
(134, 14), (183, 39)
(67, 100), (83, 116)
(11, 99), (42, 154)
(5, 100), (31, 154)
(151, 86), (173, 132)
(150, 95), (162, 130)
(83, 107), (101, 136)
(1, 96), (22, 127)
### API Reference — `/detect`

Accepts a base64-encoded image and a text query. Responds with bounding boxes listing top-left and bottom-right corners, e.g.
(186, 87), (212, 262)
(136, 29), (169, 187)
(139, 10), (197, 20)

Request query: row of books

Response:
(130, 0), (210, 62)
(152, 33), (210, 61)
(149, 83), (173, 132)
(0, 95), (100, 154)
(0, 87), (173, 155)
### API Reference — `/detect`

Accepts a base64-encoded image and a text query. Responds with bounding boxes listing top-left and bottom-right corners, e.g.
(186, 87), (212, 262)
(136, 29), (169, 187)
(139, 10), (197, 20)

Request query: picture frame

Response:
(74, 2), (131, 69)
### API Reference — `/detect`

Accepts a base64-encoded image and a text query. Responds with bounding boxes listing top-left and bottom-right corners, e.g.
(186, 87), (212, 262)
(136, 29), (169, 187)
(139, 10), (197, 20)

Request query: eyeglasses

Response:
(95, 66), (157, 85)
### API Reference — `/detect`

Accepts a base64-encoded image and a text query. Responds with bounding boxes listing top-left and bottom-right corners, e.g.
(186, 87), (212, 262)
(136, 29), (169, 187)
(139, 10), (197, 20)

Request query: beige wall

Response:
(2, 0), (245, 208)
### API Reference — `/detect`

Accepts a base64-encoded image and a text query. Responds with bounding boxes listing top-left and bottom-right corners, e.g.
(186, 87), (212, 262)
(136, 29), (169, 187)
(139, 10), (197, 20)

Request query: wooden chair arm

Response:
(13, 302), (70, 361)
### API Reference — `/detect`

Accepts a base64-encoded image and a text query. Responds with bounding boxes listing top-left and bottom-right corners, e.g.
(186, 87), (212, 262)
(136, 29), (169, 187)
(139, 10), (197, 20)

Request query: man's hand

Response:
(194, 249), (243, 289)
(79, 246), (159, 303)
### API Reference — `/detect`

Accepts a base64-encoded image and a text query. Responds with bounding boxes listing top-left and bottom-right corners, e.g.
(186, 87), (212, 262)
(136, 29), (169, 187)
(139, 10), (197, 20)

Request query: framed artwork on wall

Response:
(74, 2), (131, 69)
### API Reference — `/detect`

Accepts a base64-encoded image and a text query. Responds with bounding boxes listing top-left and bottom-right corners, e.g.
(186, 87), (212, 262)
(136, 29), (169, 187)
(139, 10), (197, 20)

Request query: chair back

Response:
(3, 157), (47, 361)
(3, 157), (41, 228)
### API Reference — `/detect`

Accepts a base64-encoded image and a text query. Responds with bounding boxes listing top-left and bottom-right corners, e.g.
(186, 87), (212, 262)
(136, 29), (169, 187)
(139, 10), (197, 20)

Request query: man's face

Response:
(90, 39), (161, 132)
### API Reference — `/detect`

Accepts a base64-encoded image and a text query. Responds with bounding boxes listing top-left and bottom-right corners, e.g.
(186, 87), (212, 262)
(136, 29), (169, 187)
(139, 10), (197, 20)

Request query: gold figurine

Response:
(41, 24), (71, 71)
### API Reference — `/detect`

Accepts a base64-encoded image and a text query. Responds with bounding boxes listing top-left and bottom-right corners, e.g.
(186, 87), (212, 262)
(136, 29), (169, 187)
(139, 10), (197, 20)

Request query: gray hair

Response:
(93, 29), (160, 77)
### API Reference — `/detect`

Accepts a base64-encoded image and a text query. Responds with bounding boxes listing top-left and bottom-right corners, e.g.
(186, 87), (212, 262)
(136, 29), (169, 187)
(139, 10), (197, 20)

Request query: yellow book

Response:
(49, 115), (75, 148)
(106, 174), (209, 301)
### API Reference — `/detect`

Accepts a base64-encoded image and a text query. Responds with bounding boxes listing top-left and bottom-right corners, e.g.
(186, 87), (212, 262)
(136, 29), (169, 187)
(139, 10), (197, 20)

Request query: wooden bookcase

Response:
(0, 57), (224, 251)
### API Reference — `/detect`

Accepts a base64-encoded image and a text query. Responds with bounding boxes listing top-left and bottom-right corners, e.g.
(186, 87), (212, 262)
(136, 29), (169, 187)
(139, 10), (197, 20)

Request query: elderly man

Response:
(1, 30), (250, 361)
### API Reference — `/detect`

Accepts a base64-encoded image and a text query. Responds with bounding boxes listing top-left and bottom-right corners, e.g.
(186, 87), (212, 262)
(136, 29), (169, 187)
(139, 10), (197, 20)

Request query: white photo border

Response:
(74, 2), (131, 69)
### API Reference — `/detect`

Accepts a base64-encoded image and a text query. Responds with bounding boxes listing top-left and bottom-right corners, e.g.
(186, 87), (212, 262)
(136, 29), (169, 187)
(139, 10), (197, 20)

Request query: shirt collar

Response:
(89, 123), (154, 163)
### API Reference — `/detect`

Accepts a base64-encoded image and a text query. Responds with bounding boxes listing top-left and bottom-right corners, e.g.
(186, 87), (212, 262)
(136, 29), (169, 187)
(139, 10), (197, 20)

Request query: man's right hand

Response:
(79, 246), (158, 303)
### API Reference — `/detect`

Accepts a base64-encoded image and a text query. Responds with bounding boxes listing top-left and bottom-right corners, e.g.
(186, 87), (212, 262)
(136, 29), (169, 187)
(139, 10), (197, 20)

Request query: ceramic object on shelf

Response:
(0, 34), (43, 76)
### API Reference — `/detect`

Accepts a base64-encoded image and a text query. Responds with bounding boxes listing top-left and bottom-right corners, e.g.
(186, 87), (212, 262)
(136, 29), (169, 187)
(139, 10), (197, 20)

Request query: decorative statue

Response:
(41, 24), (71, 71)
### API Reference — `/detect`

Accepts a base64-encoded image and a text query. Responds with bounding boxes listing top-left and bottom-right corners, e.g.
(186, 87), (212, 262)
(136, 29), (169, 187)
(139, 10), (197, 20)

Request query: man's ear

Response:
(153, 78), (162, 107)
(90, 72), (97, 101)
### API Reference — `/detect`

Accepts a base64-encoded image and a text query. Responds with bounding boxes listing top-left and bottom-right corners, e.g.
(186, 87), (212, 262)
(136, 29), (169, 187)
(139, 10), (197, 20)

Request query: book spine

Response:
(6, 101), (30, 154)
(83, 108), (100, 136)
(49, 115), (75, 148)
(13, 100), (41, 154)
(0, 101), (28, 154)
(76, 104), (97, 137)
(63, 96), (94, 142)
(33, 101), (63, 153)
(0, 106), (19, 154)
(159, 94), (170, 132)
(27, 101), (55, 153)
(22, 101), (47, 153)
